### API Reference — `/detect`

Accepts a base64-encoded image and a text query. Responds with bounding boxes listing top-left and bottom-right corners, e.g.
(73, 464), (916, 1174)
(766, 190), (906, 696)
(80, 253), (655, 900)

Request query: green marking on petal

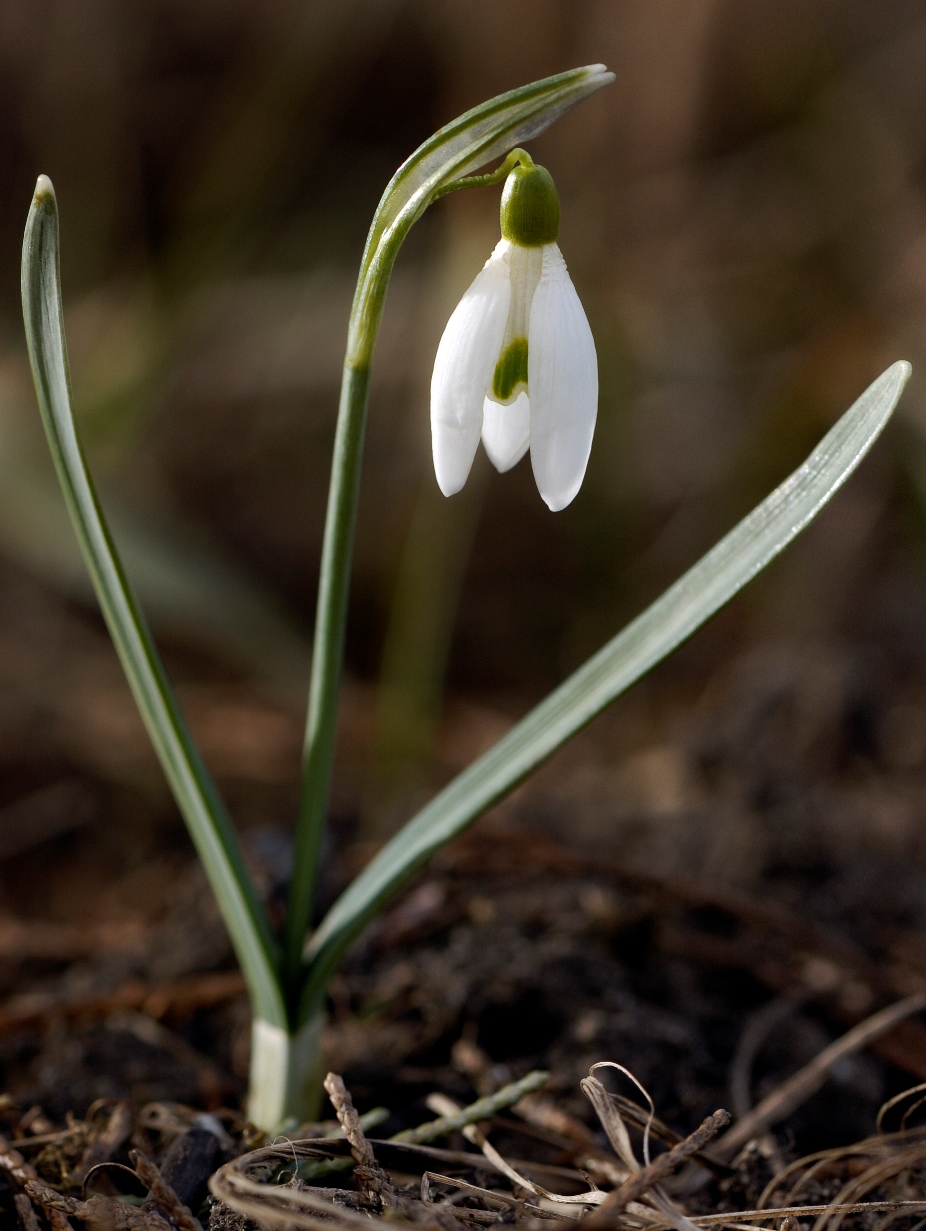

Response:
(493, 336), (529, 402)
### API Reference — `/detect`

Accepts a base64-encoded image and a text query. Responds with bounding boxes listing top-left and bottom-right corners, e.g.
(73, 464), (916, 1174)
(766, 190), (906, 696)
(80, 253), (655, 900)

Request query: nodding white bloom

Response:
(431, 154), (597, 511)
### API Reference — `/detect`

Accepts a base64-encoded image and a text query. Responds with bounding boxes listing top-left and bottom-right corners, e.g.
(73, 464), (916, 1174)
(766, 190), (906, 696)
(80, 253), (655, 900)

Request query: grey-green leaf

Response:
(300, 360), (910, 1017)
(21, 176), (287, 1029)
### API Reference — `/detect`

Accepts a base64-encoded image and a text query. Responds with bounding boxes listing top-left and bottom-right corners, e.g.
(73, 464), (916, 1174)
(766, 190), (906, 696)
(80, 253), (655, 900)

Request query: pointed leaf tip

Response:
(582, 63), (615, 84)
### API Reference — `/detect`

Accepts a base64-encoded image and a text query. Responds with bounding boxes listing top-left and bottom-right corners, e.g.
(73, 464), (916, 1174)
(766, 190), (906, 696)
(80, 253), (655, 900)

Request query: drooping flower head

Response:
(431, 150), (597, 511)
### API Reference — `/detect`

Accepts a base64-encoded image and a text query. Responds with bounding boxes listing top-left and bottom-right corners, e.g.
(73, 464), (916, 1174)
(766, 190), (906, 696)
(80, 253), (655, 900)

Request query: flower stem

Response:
(284, 153), (537, 989)
(283, 64), (617, 1014)
(433, 147), (532, 200)
(284, 362), (371, 991)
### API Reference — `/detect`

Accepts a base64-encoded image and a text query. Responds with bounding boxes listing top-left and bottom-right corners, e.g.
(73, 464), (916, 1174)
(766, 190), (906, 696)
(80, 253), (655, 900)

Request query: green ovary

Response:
(492, 336), (529, 402)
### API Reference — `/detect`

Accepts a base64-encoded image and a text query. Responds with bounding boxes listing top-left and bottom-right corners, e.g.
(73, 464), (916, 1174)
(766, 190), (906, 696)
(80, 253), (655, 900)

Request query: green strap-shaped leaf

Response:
(22, 177), (287, 1029)
(300, 360), (910, 1018)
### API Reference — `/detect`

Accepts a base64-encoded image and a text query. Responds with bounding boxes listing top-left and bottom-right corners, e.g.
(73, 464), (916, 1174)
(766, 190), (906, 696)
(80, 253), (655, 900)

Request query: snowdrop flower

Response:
(431, 151), (597, 511)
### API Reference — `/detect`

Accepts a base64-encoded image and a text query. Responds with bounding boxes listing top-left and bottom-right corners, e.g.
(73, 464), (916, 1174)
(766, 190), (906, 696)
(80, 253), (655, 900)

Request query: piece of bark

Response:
(14, 1192), (42, 1231)
(131, 1150), (203, 1231)
(158, 1130), (223, 1211)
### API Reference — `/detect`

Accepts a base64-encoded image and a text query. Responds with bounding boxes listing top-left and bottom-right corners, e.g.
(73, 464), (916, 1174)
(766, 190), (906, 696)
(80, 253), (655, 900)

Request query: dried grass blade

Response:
(671, 1202), (926, 1227)
(581, 1073), (701, 1231)
(588, 1112), (731, 1225)
(425, 1093), (606, 1207)
(420, 1171), (569, 1220)
(581, 1076), (639, 1171)
(809, 1141), (926, 1231)
(716, 994), (926, 1158)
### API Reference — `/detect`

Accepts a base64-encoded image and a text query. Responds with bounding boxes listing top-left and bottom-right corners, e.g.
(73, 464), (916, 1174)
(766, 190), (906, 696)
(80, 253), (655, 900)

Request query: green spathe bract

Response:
(500, 163), (560, 246)
(20, 63), (911, 1132)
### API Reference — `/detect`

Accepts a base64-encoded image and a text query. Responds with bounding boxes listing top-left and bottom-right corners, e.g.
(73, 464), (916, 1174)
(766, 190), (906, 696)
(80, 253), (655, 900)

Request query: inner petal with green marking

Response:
(493, 336), (529, 402)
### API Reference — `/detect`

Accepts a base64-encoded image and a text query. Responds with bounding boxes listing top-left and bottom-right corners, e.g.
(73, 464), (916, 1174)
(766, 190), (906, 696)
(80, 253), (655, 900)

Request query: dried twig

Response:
(324, 1072), (395, 1206)
(68, 1101), (132, 1186)
(25, 1179), (171, 1231)
(211, 1145), (437, 1231)
(15, 1192), (42, 1231)
(131, 1149), (203, 1231)
(420, 1171), (568, 1220)
(587, 1111), (731, 1225)
(716, 994), (926, 1159)
(0, 1136), (73, 1231)
(728, 993), (809, 1121)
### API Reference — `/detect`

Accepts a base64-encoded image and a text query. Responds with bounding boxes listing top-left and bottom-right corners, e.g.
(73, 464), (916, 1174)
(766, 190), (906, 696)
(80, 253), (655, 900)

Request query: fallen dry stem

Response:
(69, 1101), (132, 1186)
(392, 1069), (548, 1145)
(25, 1178), (171, 1231)
(420, 1171), (565, 1220)
(661, 1202), (926, 1227)
(716, 994), (926, 1158)
(588, 1110), (731, 1225)
(323, 1072), (395, 1205)
(14, 1192), (42, 1231)
(0, 1133), (73, 1231)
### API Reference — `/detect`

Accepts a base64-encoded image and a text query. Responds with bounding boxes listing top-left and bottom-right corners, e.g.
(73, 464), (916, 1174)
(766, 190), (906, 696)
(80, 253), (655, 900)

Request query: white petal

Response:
(527, 244), (598, 511)
(482, 392), (530, 472)
(430, 241), (511, 496)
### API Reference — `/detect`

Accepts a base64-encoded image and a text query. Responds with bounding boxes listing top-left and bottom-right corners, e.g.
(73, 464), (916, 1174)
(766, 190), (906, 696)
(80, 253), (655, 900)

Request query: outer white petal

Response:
(481, 392), (530, 472)
(430, 241), (511, 495)
(527, 244), (598, 511)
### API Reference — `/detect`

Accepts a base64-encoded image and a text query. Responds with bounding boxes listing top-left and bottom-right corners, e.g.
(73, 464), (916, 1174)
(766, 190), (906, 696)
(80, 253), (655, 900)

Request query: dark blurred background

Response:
(1, 0), (926, 937)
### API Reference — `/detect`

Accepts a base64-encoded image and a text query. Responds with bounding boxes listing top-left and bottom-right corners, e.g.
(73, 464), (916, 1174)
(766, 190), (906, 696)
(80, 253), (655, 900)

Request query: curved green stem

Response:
(284, 64), (615, 996)
(433, 147), (532, 200)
